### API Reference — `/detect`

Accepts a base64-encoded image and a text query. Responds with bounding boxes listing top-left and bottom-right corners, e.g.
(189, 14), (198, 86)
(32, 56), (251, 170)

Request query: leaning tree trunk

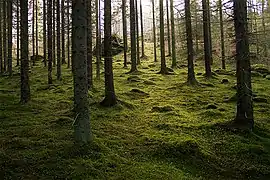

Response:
(202, 0), (212, 77)
(234, 0), (254, 130)
(159, 0), (168, 74)
(72, 0), (92, 144)
(87, 0), (93, 89)
(152, 0), (157, 62)
(122, 0), (128, 68)
(129, 0), (137, 72)
(47, 0), (53, 84)
(20, 0), (30, 103)
(61, 0), (66, 64)
(7, 0), (12, 75)
(140, 0), (145, 58)
(170, 0), (176, 68)
(185, 0), (197, 85)
(166, 0), (171, 56)
(56, 0), (61, 80)
(219, 0), (225, 69)
(101, 0), (117, 107)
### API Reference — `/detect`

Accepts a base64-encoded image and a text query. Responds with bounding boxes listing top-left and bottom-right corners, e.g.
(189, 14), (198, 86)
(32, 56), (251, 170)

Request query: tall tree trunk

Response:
(254, 0), (259, 57)
(95, 0), (101, 79)
(7, 0), (12, 75)
(159, 0), (168, 74)
(35, 0), (38, 59)
(207, 0), (213, 65)
(67, 0), (70, 68)
(185, 0), (197, 84)
(152, 0), (157, 62)
(0, 1), (2, 73)
(170, 0), (176, 68)
(219, 0), (225, 69)
(61, 0), (66, 64)
(194, 1), (199, 55)
(129, 0), (137, 72)
(233, 0), (254, 130)
(122, 0), (128, 68)
(32, 0), (35, 66)
(202, 0), (212, 77)
(17, 0), (20, 67)
(52, 0), (56, 66)
(140, 0), (145, 58)
(166, 0), (171, 56)
(43, 0), (47, 67)
(262, 0), (267, 57)
(87, 0), (93, 88)
(101, 0), (117, 106)
(3, 1), (7, 72)
(135, 0), (140, 65)
(48, 0), (53, 84)
(20, 0), (30, 103)
(72, 0), (92, 144)
(56, 0), (61, 80)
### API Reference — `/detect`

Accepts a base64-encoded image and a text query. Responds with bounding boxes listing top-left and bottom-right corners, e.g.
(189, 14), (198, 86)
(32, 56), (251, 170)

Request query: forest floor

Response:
(1, 46), (270, 179)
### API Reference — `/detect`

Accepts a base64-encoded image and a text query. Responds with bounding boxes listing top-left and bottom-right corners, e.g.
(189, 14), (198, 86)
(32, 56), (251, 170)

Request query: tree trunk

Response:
(234, 0), (254, 130)
(194, 2), (199, 55)
(262, 0), (267, 57)
(3, 1), (7, 72)
(48, 0), (53, 84)
(87, 0), (93, 89)
(170, 0), (176, 68)
(207, 0), (213, 65)
(7, 0), (12, 75)
(129, 0), (137, 72)
(20, 0), (30, 103)
(159, 0), (168, 74)
(52, 0), (56, 66)
(17, 0), (20, 67)
(32, 0), (35, 66)
(61, 0), (66, 64)
(35, 0), (38, 59)
(0, 1), (2, 73)
(152, 0), (157, 62)
(43, 0), (47, 67)
(95, 0), (101, 79)
(56, 0), (61, 80)
(219, 0), (225, 69)
(122, 0), (128, 67)
(202, 0), (212, 77)
(166, 0), (171, 56)
(135, 0), (140, 65)
(67, 0), (70, 68)
(72, 0), (92, 144)
(101, 0), (117, 107)
(140, 0), (145, 58)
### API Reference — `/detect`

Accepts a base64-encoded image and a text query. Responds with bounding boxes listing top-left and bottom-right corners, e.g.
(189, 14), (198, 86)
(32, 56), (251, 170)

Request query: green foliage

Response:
(1, 48), (270, 179)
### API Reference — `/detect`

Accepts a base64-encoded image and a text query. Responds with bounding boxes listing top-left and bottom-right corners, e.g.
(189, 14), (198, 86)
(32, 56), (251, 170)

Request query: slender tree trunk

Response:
(152, 0), (157, 62)
(87, 0), (93, 88)
(233, 0), (254, 130)
(170, 0), (176, 68)
(185, 0), (197, 84)
(219, 0), (225, 69)
(56, 0), (61, 80)
(7, 0), (12, 75)
(48, 0), (53, 84)
(43, 0), (47, 66)
(61, 0), (66, 64)
(3, 1), (7, 72)
(35, 0), (38, 59)
(101, 0), (117, 107)
(135, 0), (140, 65)
(159, 0), (168, 74)
(202, 0), (212, 77)
(20, 0), (30, 103)
(207, 0), (213, 65)
(95, 0), (101, 79)
(52, 0), (56, 66)
(72, 0), (92, 144)
(262, 0), (267, 57)
(194, 2), (199, 55)
(166, 0), (171, 56)
(254, 1), (259, 57)
(32, 0), (35, 65)
(122, 0), (128, 68)
(17, 0), (20, 67)
(67, 0), (70, 68)
(130, 0), (137, 72)
(0, 1), (2, 73)
(140, 0), (145, 58)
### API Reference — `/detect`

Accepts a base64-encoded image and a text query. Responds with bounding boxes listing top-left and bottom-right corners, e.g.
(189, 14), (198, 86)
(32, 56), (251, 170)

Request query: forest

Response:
(0, 0), (270, 179)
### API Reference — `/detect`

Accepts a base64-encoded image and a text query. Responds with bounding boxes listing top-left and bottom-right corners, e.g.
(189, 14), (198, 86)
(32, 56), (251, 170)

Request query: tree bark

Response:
(152, 0), (157, 62)
(3, 1), (7, 72)
(135, 0), (140, 65)
(52, 0), (56, 66)
(20, 0), (30, 103)
(262, 0), (267, 57)
(32, 0), (35, 66)
(56, 0), (61, 80)
(0, 1), (2, 73)
(72, 0), (92, 144)
(122, 0), (128, 67)
(7, 0), (12, 75)
(129, 0), (137, 72)
(101, 0), (117, 106)
(234, 0), (254, 130)
(67, 0), (70, 68)
(166, 0), (171, 56)
(219, 0), (225, 69)
(17, 0), (20, 67)
(159, 0), (168, 74)
(47, 0), (53, 84)
(87, 0), (93, 89)
(95, 0), (101, 79)
(140, 0), (145, 58)
(170, 0), (176, 68)
(43, 0), (47, 67)
(35, 0), (38, 59)
(61, 0), (66, 64)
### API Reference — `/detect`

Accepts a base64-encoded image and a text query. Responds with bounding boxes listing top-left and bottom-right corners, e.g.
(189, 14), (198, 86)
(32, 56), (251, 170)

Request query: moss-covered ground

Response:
(1, 45), (270, 179)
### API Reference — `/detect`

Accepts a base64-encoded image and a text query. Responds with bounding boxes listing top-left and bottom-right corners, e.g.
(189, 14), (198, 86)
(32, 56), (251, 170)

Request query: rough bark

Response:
(56, 0), (61, 80)
(95, 0), (101, 79)
(0, 1), (2, 73)
(129, 0), (137, 72)
(61, 0), (66, 64)
(52, 0), (56, 66)
(101, 0), (117, 107)
(233, 0), (254, 130)
(20, 0), (30, 103)
(87, 0), (93, 89)
(159, 0), (168, 74)
(72, 0), (92, 144)
(48, 0), (53, 84)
